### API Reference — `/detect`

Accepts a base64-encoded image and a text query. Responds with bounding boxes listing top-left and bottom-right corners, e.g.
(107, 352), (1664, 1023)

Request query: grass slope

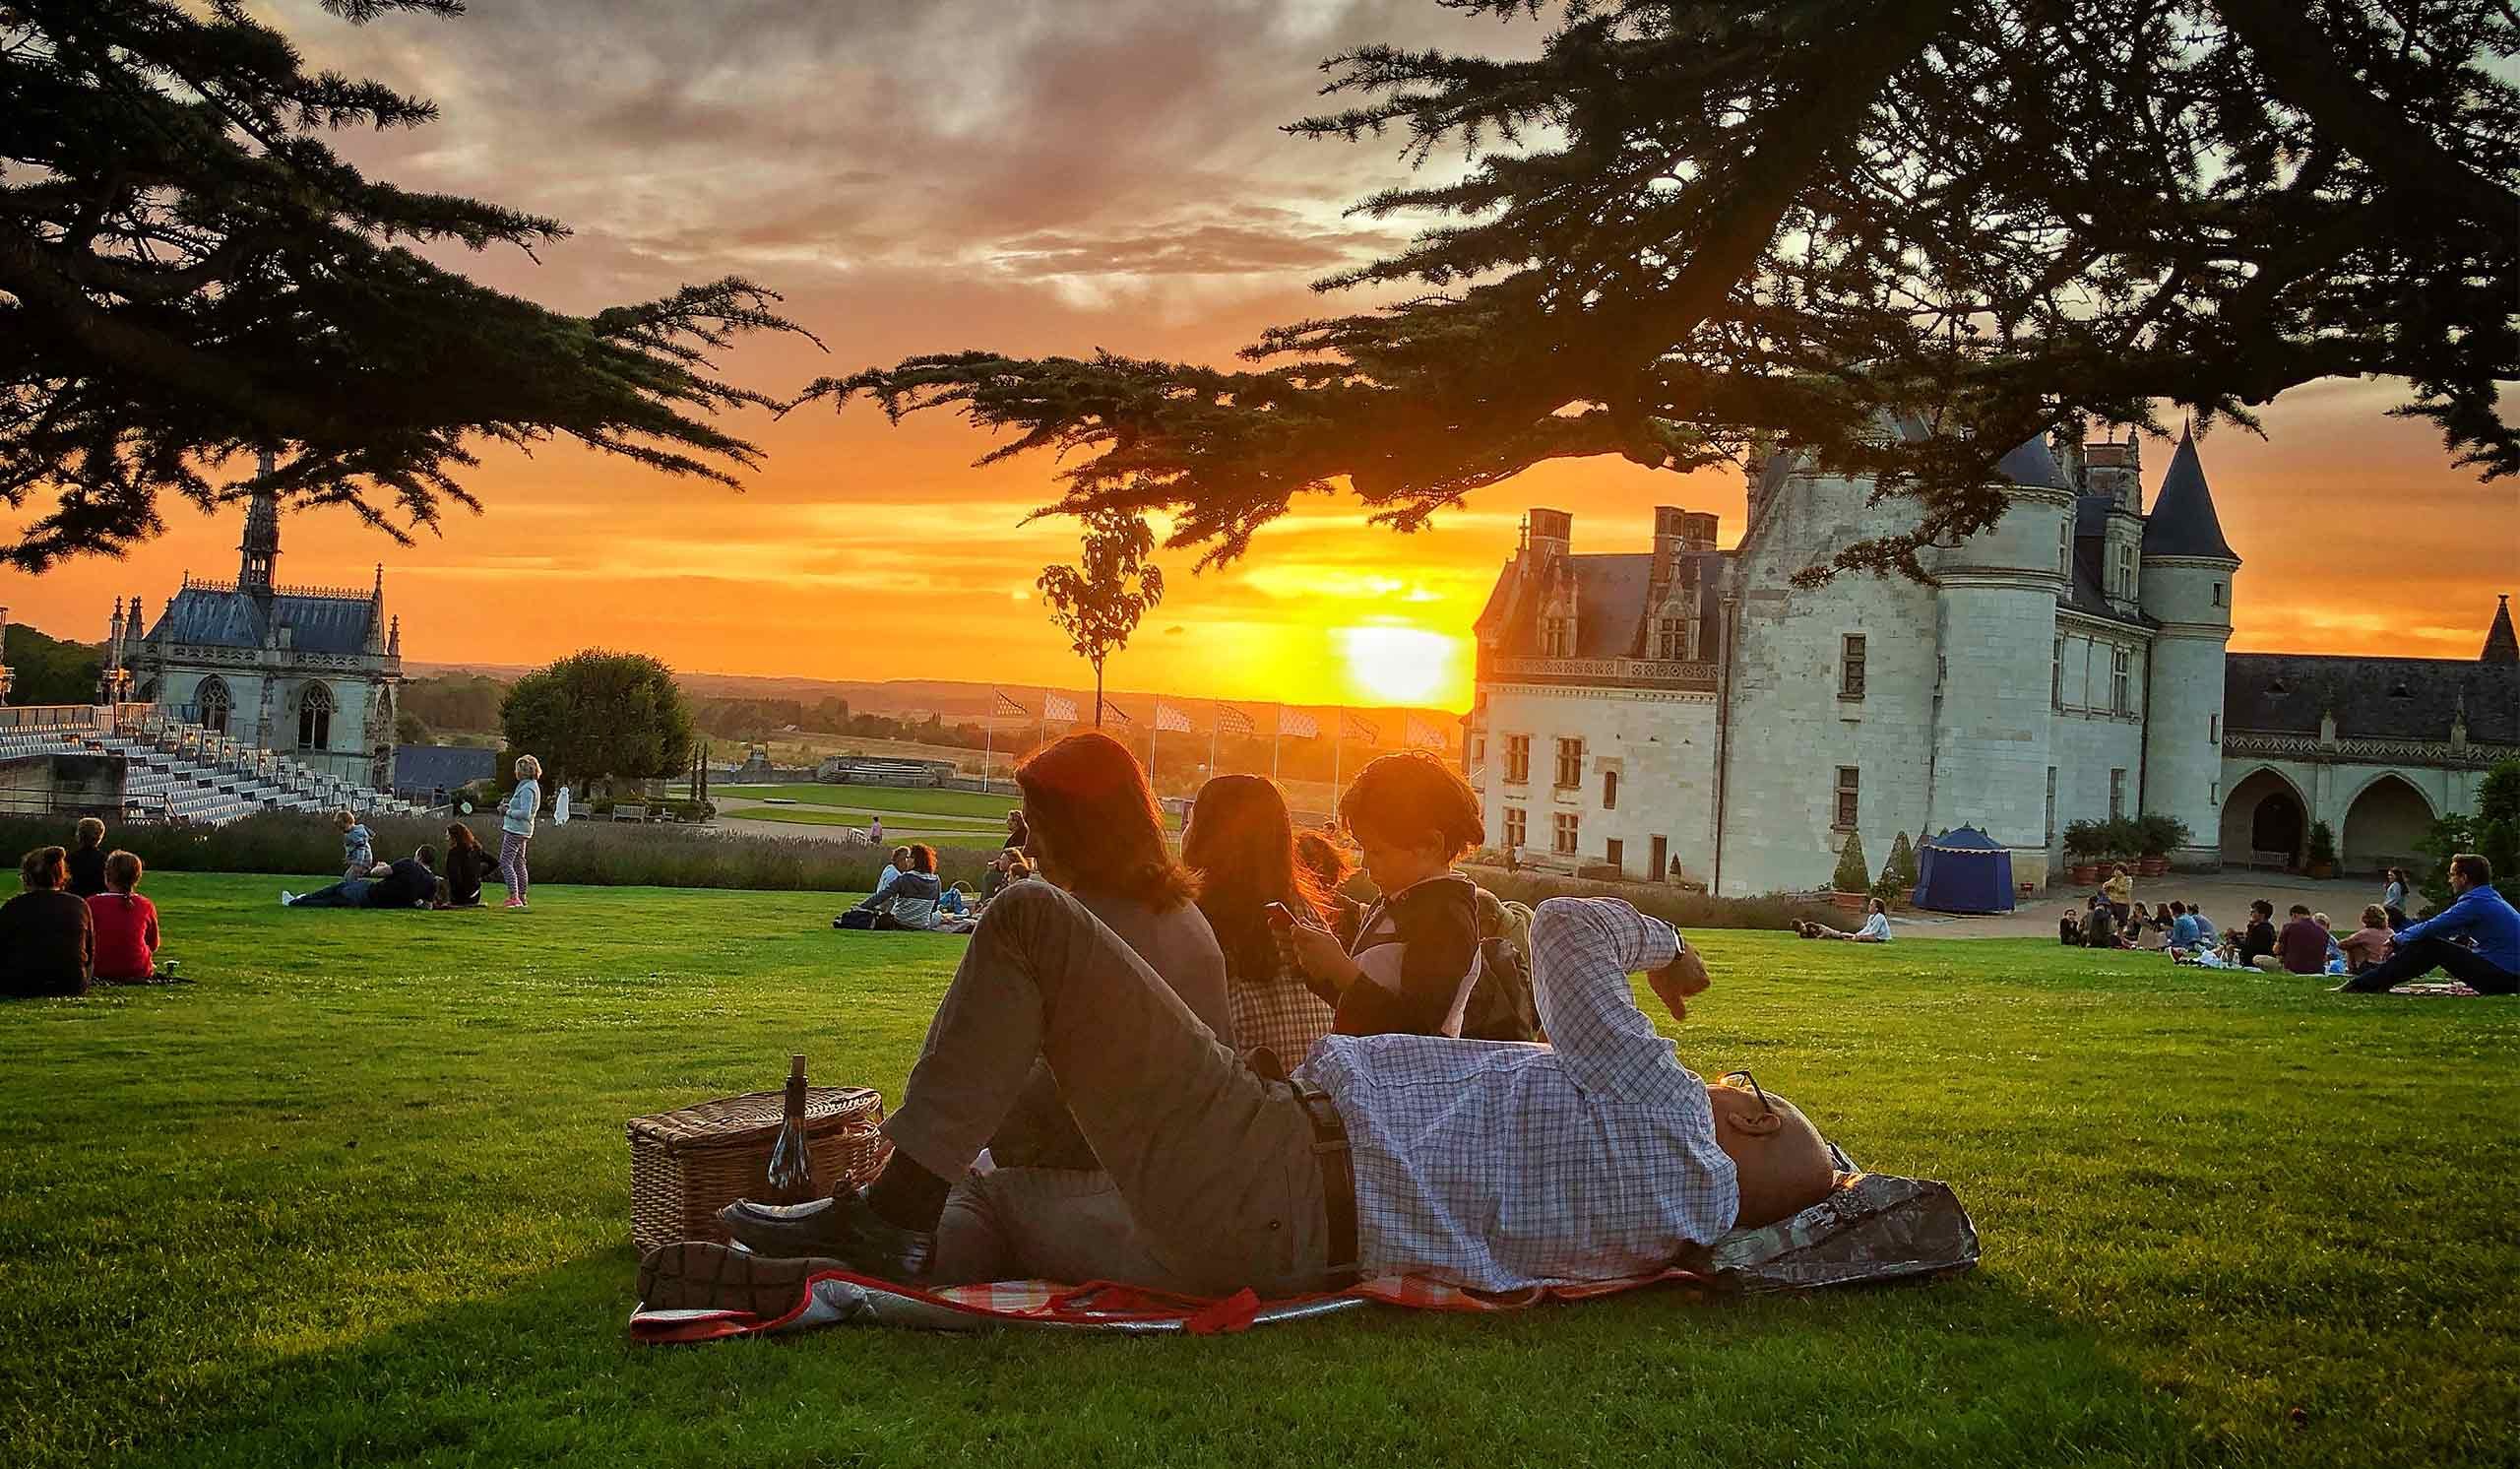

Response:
(3, 874), (2513, 1468)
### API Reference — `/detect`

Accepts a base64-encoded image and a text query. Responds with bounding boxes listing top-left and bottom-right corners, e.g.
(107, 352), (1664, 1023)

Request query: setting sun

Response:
(1337, 624), (1461, 707)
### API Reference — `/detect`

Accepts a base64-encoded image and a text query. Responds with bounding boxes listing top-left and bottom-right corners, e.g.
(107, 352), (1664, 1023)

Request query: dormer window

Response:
(1541, 615), (1573, 658)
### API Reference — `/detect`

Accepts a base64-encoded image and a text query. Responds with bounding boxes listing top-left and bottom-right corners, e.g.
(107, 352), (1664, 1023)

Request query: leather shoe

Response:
(716, 1187), (935, 1280)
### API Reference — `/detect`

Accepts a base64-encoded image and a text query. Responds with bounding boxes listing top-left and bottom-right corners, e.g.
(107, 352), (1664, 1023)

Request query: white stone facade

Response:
(1468, 433), (2518, 897)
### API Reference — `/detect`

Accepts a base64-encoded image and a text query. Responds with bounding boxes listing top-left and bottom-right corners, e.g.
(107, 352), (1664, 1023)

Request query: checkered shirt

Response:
(1294, 896), (1738, 1292)
(1229, 953), (1338, 1067)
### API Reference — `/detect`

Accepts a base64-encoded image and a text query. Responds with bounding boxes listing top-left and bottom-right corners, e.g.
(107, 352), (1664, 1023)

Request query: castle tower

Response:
(1926, 437), (2076, 858)
(2137, 427), (2240, 868)
(239, 449), (281, 598)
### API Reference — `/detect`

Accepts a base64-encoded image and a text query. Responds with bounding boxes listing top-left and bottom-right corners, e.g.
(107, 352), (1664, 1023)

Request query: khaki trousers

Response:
(885, 881), (1337, 1298)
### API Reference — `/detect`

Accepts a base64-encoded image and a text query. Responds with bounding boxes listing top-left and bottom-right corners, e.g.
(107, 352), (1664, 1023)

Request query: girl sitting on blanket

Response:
(1185, 774), (1338, 1065)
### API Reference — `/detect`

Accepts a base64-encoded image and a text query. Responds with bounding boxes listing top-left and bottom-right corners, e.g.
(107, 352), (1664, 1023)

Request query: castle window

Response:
(2058, 521), (2072, 580)
(1542, 615), (1573, 658)
(2209, 714), (2220, 745)
(1503, 806), (1527, 852)
(2051, 638), (2063, 710)
(2109, 768), (2126, 820)
(1839, 634), (1867, 701)
(2046, 767), (2058, 843)
(1552, 811), (1580, 856)
(2115, 544), (2136, 598)
(297, 681), (335, 750)
(1504, 735), (1531, 785)
(1602, 768), (1619, 810)
(196, 675), (231, 734)
(1554, 737), (1584, 790)
(2212, 581), (2225, 607)
(1834, 766), (1860, 831)
(1606, 837), (1624, 870)
(2110, 647), (2132, 716)
(1655, 614), (1686, 661)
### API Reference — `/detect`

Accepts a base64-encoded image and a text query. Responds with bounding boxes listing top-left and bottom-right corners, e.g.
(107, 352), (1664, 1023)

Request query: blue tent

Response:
(1911, 826), (2016, 914)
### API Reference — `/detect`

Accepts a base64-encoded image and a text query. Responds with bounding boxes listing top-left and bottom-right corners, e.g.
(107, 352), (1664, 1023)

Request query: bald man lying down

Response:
(644, 889), (1840, 1309)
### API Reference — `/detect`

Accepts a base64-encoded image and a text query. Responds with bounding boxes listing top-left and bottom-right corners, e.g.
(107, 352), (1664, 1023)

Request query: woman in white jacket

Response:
(501, 755), (542, 910)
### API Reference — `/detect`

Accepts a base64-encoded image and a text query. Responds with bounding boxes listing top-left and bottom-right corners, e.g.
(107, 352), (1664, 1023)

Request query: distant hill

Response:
(406, 665), (1465, 749)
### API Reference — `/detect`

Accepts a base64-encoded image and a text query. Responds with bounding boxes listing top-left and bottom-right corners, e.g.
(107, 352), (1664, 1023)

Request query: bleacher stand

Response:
(2, 706), (425, 826)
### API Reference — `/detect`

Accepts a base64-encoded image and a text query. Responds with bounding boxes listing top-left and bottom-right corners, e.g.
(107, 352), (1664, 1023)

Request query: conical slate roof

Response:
(2140, 429), (2237, 561)
(2486, 595), (2518, 664)
(1994, 435), (2067, 489)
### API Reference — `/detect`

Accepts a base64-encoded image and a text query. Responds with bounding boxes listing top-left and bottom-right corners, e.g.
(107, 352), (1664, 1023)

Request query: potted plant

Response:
(2134, 813), (2189, 876)
(1830, 830), (1871, 910)
(1873, 831), (1919, 910)
(2062, 819), (2106, 885)
(2305, 819), (2339, 879)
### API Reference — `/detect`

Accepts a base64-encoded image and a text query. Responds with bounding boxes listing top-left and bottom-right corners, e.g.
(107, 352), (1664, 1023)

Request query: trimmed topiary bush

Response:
(1832, 830), (1870, 894)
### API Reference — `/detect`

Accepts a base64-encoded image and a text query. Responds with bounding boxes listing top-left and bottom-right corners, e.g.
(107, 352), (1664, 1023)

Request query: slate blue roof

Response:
(148, 586), (376, 655)
(394, 743), (499, 795)
(2140, 431), (2237, 561)
(1994, 435), (2067, 489)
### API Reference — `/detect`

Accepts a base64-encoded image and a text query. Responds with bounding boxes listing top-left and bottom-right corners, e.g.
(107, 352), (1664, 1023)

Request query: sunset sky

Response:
(3, 0), (2513, 710)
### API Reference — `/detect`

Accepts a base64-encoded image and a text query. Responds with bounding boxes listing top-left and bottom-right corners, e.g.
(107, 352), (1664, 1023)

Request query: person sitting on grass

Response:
(284, 846), (437, 910)
(436, 823), (491, 909)
(1, 846), (94, 998)
(1796, 899), (1892, 942)
(2058, 906), (2084, 945)
(66, 817), (110, 898)
(87, 851), (162, 983)
(337, 807), (374, 880)
(873, 847), (913, 899)
(2275, 904), (2328, 976)
(1283, 751), (1485, 1038)
(670, 889), (1839, 1303)
(1186, 773), (1339, 1066)
(2331, 853), (2519, 995)
(2166, 901), (2202, 952)
(2338, 906), (2394, 976)
(838, 846), (943, 929)
(2223, 900), (2279, 970)
(2082, 895), (2117, 949)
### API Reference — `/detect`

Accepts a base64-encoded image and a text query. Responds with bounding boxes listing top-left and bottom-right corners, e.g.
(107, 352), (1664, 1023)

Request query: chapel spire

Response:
(239, 448), (281, 598)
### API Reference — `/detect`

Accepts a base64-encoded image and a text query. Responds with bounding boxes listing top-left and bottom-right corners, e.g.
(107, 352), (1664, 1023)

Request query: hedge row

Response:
(1462, 865), (1843, 933)
(0, 812), (1000, 894)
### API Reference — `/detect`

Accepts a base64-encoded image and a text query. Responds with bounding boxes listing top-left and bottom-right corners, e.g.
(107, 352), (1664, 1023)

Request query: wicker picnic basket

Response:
(626, 1085), (890, 1252)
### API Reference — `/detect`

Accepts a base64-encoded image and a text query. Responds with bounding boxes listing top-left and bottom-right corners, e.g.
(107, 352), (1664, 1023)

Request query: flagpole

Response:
(1272, 703), (1283, 784)
(985, 687), (995, 792)
(1332, 706), (1344, 809)
(1208, 699), (1219, 781)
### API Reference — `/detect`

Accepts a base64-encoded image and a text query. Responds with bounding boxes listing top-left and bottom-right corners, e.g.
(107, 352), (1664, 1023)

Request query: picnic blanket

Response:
(628, 1170), (1977, 1342)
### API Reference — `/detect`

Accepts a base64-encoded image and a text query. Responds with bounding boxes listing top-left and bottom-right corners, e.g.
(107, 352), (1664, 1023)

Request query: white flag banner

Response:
(1279, 708), (1321, 739)
(1406, 714), (1446, 750)
(1155, 703), (1194, 734)
(1103, 702), (1135, 728)
(1043, 692), (1080, 724)
(1216, 703), (1256, 738)
(1342, 711), (1380, 744)
(993, 688), (1030, 718)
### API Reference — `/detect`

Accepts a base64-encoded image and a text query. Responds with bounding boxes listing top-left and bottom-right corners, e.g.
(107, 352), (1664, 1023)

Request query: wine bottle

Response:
(766, 1054), (813, 1200)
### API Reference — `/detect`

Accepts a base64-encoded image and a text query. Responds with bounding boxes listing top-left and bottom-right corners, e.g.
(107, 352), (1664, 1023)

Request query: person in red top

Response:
(2274, 903), (2328, 976)
(87, 850), (161, 983)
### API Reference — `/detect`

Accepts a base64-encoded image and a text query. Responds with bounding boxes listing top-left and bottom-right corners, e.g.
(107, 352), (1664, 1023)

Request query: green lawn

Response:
(4, 874), (2513, 1468)
(719, 804), (1005, 840)
(716, 784), (1024, 821)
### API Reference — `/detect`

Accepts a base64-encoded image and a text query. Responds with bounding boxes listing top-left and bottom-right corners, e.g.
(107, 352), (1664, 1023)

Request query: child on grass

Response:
(337, 808), (374, 879)
(88, 851), (162, 982)
(1283, 751), (1485, 1037)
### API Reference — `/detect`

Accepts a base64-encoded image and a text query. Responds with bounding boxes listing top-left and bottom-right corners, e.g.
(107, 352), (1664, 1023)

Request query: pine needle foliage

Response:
(807, 1), (2518, 579)
(0, 0), (817, 571)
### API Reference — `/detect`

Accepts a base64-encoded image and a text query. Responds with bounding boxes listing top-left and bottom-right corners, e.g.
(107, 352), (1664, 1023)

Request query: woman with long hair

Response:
(1183, 774), (1336, 1063)
(983, 731), (1227, 1167)
(726, 732), (1230, 1275)
(439, 822), (491, 909)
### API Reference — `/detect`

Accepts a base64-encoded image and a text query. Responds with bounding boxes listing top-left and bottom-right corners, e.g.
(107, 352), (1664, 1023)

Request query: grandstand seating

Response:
(1, 710), (425, 826)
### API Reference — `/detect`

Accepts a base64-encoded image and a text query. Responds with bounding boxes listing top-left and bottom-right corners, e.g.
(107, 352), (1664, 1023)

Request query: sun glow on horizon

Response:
(1337, 624), (1462, 707)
